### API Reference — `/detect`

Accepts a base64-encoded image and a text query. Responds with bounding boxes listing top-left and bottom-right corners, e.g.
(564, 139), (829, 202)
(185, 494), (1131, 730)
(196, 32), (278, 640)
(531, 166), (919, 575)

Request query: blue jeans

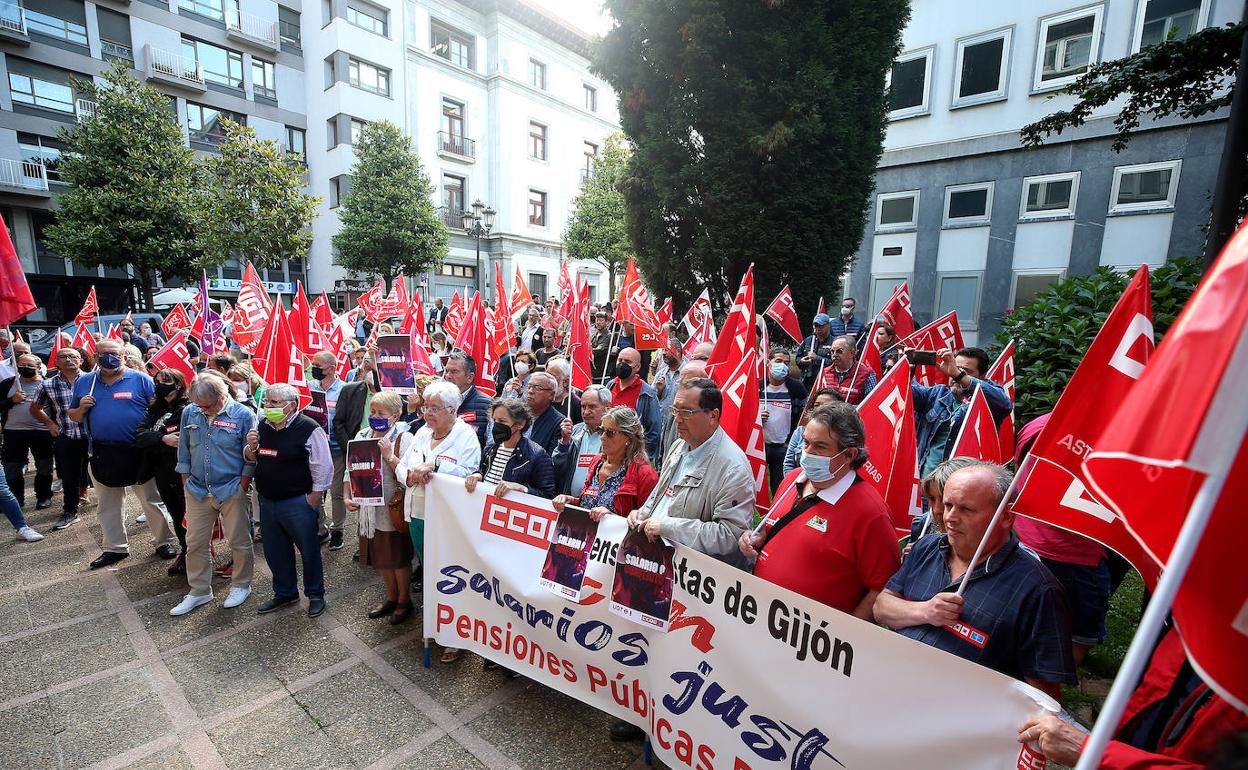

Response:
(258, 494), (324, 600)
(0, 468), (26, 531)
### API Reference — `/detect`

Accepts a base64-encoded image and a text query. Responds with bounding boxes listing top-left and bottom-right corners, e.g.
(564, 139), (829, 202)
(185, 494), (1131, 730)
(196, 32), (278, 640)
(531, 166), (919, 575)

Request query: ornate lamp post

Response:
(461, 199), (495, 298)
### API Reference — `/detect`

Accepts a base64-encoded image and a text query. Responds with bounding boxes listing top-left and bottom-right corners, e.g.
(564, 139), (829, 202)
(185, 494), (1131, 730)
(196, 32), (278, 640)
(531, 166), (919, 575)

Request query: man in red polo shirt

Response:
(739, 402), (899, 618)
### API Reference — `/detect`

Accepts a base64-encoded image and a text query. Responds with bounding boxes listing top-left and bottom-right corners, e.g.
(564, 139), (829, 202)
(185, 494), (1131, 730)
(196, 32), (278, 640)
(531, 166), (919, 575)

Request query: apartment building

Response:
(847, 0), (1241, 344)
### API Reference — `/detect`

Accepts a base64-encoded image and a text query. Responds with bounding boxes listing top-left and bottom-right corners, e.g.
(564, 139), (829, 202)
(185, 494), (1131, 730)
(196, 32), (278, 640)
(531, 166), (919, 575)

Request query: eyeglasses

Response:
(420, 404), (449, 413)
(672, 407), (710, 420)
(601, 428), (620, 439)
(526, 386), (553, 393)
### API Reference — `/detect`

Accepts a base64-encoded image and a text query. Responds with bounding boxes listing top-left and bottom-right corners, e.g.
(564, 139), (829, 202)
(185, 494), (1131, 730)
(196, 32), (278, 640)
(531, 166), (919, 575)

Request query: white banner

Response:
(423, 476), (1057, 770)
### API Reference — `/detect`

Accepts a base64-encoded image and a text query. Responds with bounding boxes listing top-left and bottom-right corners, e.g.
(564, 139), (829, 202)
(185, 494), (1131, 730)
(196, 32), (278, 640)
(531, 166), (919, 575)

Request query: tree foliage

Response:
(48, 62), (200, 309)
(332, 120), (448, 279)
(196, 120), (319, 271)
(593, 0), (908, 317)
(564, 133), (631, 297)
(996, 258), (1202, 424)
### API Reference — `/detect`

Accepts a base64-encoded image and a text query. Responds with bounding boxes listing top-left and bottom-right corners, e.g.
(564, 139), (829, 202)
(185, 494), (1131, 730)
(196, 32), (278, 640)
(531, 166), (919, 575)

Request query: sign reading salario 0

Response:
(423, 476), (1057, 770)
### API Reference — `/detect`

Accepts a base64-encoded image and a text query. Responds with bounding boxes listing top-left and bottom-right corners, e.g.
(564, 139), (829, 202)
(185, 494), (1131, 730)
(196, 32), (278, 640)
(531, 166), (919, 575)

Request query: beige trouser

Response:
(318, 453), (347, 534)
(95, 477), (177, 554)
(184, 488), (254, 597)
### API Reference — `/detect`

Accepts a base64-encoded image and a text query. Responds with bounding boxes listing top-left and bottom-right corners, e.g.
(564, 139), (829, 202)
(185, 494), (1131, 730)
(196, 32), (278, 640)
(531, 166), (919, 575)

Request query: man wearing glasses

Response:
(627, 377), (754, 568)
(521, 371), (565, 455)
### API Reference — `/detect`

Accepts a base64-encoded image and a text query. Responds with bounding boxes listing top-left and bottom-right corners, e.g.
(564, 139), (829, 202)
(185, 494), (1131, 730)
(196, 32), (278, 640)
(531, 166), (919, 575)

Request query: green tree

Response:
(594, 0), (908, 317)
(332, 120), (448, 279)
(48, 62), (200, 310)
(564, 133), (631, 297)
(196, 120), (320, 270)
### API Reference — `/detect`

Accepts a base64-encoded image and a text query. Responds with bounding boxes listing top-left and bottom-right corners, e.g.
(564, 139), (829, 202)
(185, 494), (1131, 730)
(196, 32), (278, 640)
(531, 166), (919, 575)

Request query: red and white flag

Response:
(49, 331), (72, 361)
(231, 263), (272, 353)
(452, 292), (497, 396)
(658, 297), (673, 327)
(857, 358), (919, 536)
(146, 331), (195, 383)
(443, 290), (465, 339)
(681, 289), (717, 357)
(1011, 267), (1157, 583)
(0, 216), (35, 329)
(399, 292), (436, 376)
(1084, 225), (1248, 712)
(325, 318), (353, 381)
(949, 384), (1002, 463)
(879, 281), (915, 339)
(494, 264), (510, 321)
(70, 324), (96, 354)
(378, 276), (409, 320)
(707, 267), (756, 382)
(899, 311), (963, 386)
(290, 282), (327, 356)
(75, 286), (98, 328)
(105, 324), (123, 341)
(253, 303), (312, 409)
(357, 279), (388, 323)
(510, 267), (534, 320)
(569, 280), (594, 392)
(816, 296), (825, 317)
(310, 292), (334, 331)
(985, 340), (1017, 460)
(617, 257), (663, 337)
(764, 285), (804, 344)
(857, 319), (885, 378)
(558, 260), (575, 309)
(162, 303), (192, 340)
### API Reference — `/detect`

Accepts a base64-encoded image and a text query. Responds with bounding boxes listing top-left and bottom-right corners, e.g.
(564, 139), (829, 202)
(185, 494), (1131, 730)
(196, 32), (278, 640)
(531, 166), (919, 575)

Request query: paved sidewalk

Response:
(0, 491), (653, 769)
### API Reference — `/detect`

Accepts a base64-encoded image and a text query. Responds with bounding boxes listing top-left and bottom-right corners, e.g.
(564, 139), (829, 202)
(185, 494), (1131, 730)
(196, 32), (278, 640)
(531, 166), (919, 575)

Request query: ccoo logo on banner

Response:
(423, 476), (1056, 770)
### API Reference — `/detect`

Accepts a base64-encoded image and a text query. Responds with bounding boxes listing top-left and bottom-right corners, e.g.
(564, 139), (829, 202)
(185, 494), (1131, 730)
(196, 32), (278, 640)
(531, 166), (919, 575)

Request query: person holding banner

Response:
(910, 347), (1011, 478)
(464, 398), (556, 499)
(552, 406), (658, 524)
(245, 383), (334, 618)
(344, 391), (415, 625)
(551, 384), (611, 496)
(874, 462), (1076, 701)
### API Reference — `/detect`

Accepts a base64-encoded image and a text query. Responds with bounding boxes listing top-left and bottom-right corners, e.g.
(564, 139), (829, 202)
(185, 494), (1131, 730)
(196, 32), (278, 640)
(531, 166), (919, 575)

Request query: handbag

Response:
(386, 432), (408, 534)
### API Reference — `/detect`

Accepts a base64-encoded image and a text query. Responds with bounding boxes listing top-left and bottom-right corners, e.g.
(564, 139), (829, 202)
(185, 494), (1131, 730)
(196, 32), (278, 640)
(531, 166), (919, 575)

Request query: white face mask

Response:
(800, 448), (851, 483)
(515, 362), (531, 376)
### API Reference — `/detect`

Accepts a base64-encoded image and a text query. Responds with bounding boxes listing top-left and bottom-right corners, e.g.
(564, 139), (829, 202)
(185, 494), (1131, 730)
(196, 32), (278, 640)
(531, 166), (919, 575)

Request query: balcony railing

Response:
(439, 207), (465, 229)
(0, 158), (49, 191)
(0, 2), (26, 35)
(438, 131), (475, 159)
(580, 168), (593, 185)
(75, 97), (96, 120)
(226, 8), (278, 49)
(145, 44), (206, 89)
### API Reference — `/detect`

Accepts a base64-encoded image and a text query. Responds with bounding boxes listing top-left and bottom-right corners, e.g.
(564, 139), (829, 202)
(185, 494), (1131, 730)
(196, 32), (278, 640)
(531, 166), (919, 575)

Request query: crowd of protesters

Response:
(2, 289), (1237, 769)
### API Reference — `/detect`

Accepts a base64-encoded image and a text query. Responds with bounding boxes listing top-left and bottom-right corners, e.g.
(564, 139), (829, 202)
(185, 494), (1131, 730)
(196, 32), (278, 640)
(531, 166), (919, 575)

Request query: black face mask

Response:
(616, 362), (634, 381)
(491, 422), (514, 445)
(17, 366), (37, 378)
(310, 365), (327, 381)
(154, 382), (178, 402)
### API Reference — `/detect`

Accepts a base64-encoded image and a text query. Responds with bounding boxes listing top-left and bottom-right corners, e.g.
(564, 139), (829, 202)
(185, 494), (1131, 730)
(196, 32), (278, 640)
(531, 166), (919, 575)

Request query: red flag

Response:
(290, 282), (327, 356)
(899, 311), (963, 386)
(70, 324), (96, 354)
(494, 264), (510, 319)
(857, 319), (885, 378)
(357, 279), (387, 323)
(0, 218), (35, 329)
(452, 292), (496, 396)
(707, 267), (755, 382)
(231, 263), (272, 353)
(74, 286), (98, 328)
(658, 297), (673, 327)
(510, 267), (534, 320)
(681, 289), (714, 337)
(400, 292), (436, 376)
(879, 281), (915, 339)
(443, 291), (465, 339)
(378, 276), (409, 319)
(254, 304), (312, 408)
(816, 296), (825, 317)
(857, 358), (919, 536)
(569, 281), (594, 392)
(311, 292), (333, 331)
(49, 330), (71, 360)
(159, 303), (188, 341)
(325, 319), (353, 381)
(105, 324), (123, 341)
(146, 331), (196, 383)
(558, 260), (574, 309)
(764, 285), (804, 344)
(948, 384), (1002, 463)
(1084, 225), (1248, 713)
(617, 257), (663, 336)
(1011, 267), (1156, 583)
(985, 340), (1016, 460)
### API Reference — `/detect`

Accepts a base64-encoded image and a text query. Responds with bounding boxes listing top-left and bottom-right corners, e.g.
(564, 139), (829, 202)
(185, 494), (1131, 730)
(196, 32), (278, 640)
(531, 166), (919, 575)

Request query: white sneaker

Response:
(223, 587), (251, 609)
(169, 592), (213, 616)
(135, 513), (147, 523)
(16, 526), (43, 542)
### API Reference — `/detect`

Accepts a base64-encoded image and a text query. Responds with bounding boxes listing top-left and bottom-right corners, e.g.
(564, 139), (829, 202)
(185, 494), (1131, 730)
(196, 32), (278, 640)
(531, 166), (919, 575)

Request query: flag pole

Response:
(600, 325), (619, 384)
(954, 461), (1027, 597)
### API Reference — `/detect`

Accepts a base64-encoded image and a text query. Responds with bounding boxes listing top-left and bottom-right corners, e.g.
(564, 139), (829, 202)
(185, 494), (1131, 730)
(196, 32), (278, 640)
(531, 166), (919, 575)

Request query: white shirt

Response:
(395, 418), (481, 521)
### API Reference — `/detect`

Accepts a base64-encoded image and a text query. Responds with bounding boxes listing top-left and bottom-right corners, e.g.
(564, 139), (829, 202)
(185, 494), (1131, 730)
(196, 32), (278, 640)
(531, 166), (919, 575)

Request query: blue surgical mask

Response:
(770, 363), (789, 381)
(800, 448), (850, 483)
(97, 353), (122, 371)
(368, 416), (392, 432)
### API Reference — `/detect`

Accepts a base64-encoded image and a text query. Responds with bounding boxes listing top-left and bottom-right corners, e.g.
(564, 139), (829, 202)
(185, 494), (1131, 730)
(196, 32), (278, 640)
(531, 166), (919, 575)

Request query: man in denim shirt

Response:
(170, 374), (258, 617)
(911, 347), (1011, 478)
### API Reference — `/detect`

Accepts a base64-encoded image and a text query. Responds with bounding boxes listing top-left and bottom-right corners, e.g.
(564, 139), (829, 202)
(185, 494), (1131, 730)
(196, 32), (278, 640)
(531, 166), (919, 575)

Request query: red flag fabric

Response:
(49, 330), (71, 361)
(146, 331), (196, 383)
(985, 339), (1016, 460)
(70, 324), (96, 354)
(857, 319), (885, 378)
(452, 292), (496, 396)
(377, 276), (409, 320)
(74, 286), (98, 328)
(879, 281), (915, 339)
(558, 260), (574, 309)
(658, 297), (673, 327)
(401, 292), (436, 376)
(254, 304), (312, 408)
(569, 280), (594, 392)
(1011, 266), (1157, 583)
(325, 319), (353, 381)
(290, 282), (327, 356)
(443, 291), (465, 339)
(616, 257), (663, 336)
(707, 267), (755, 383)
(764, 285), (804, 344)
(357, 279), (387, 323)
(899, 311), (963, 386)
(681, 289), (714, 337)
(162, 303), (192, 340)
(231, 263), (272, 353)
(1084, 226), (1248, 712)
(494, 264), (510, 320)
(510, 267), (534, 320)
(105, 324), (123, 341)
(311, 292), (334, 331)
(856, 358), (919, 536)
(948, 384), (1002, 463)
(0, 217), (35, 329)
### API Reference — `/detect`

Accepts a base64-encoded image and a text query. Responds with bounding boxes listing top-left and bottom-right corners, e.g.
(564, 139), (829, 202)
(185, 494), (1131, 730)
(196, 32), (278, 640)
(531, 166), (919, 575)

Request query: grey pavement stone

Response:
(208, 696), (321, 767)
(54, 693), (172, 768)
(382, 641), (510, 715)
(123, 744), (196, 770)
(396, 734), (487, 770)
(167, 646), (283, 719)
(24, 573), (110, 621)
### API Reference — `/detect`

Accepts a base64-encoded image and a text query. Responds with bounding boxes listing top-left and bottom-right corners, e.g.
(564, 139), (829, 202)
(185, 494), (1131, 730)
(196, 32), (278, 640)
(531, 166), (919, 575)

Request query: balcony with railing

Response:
(580, 168), (594, 185)
(437, 131), (475, 161)
(144, 44), (206, 91)
(0, 158), (49, 193)
(75, 97), (96, 121)
(0, 1), (28, 42)
(225, 8), (278, 51)
(439, 206), (466, 229)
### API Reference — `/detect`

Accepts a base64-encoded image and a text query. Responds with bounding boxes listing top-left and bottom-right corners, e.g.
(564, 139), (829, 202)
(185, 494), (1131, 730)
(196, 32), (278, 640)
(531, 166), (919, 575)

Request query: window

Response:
(584, 84), (597, 112)
(23, 0), (87, 45)
(178, 0), (224, 22)
(953, 28), (1012, 107)
(529, 58), (546, 90)
(278, 6), (301, 49)
(1134, 0), (1208, 51)
(870, 276), (907, 317)
(529, 122), (547, 161)
(18, 134), (66, 181)
(943, 182), (993, 226)
(285, 126), (305, 157)
(1020, 172), (1079, 220)
(583, 141), (598, 171)
(96, 7), (133, 63)
(431, 20), (473, 69)
(528, 273), (548, 303)
(186, 101), (245, 146)
(1110, 161), (1181, 213)
(936, 274), (981, 327)
(329, 175), (349, 207)
(345, 0), (386, 36)
(875, 190), (919, 231)
(251, 58), (276, 99)
(442, 173), (465, 216)
(442, 98), (464, 139)
(1011, 271), (1064, 309)
(438, 264), (476, 279)
(1036, 7), (1103, 89)
(8, 69), (74, 114)
(183, 38), (244, 89)
(349, 118), (367, 144)
(887, 46), (933, 119)
(529, 189), (547, 226)
(347, 58), (389, 95)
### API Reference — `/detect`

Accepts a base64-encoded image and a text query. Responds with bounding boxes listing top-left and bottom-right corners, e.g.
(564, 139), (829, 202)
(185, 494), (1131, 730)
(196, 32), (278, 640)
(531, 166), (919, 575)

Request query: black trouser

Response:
(765, 442), (788, 495)
(3, 429), (55, 506)
(152, 468), (187, 550)
(53, 434), (89, 515)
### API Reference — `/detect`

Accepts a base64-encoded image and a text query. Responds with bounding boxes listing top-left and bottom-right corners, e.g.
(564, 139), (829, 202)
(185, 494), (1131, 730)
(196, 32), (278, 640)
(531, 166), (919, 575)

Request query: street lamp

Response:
(461, 199), (495, 297)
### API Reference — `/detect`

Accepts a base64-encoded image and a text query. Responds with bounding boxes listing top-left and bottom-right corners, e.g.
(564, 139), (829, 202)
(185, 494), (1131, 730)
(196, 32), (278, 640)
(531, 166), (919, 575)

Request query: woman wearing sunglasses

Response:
(551, 406), (657, 524)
